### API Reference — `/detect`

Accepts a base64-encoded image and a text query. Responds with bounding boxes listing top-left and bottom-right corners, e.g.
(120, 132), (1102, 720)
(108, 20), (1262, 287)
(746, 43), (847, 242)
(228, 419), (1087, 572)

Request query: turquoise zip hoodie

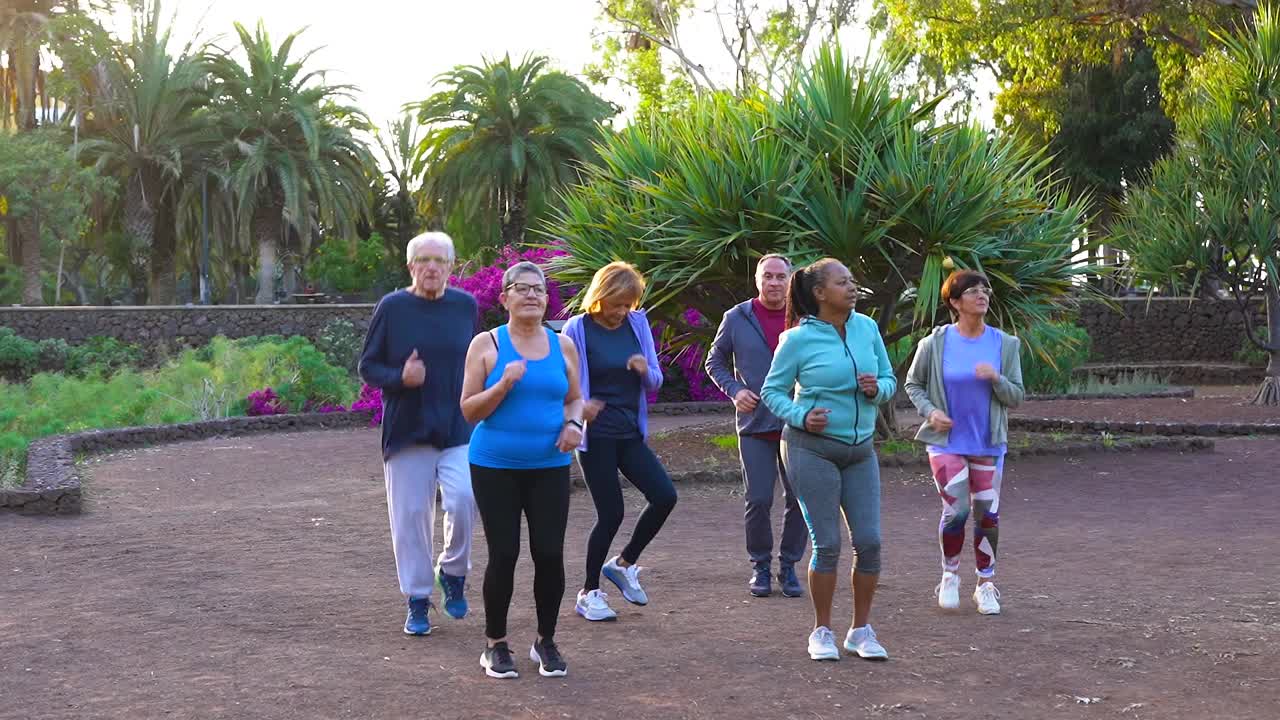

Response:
(761, 312), (897, 446)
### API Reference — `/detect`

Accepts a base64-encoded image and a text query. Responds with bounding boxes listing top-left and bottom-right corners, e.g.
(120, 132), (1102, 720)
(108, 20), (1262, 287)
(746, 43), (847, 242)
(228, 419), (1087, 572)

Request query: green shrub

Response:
(315, 319), (363, 377)
(181, 335), (357, 412)
(309, 234), (394, 293)
(1235, 334), (1270, 367)
(1020, 321), (1092, 393)
(65, 336), (143, 377)
(36, 338), (70, 373)
(0, 328), (39, 379)
(1066, 370), (1170, 395)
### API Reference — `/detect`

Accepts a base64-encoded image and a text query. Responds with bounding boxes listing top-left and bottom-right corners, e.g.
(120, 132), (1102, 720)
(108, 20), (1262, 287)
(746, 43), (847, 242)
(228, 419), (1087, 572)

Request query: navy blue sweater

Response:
(358, 288), (478, 460)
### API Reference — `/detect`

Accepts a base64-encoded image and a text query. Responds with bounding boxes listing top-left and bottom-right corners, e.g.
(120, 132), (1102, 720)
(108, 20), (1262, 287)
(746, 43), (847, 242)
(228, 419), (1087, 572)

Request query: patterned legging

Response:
(928, 453), (1003, 578)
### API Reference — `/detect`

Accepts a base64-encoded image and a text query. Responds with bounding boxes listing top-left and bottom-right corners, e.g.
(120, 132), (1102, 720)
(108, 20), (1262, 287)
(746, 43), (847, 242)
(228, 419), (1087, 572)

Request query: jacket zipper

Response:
(841, 333), (862, 444)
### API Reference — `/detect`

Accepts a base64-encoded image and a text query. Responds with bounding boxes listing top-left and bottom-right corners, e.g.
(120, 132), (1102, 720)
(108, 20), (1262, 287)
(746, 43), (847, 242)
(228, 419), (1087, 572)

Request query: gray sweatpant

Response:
(780, 426), (882, 575)
(383, 444), (477, 598)
(740, 434), (808, 566)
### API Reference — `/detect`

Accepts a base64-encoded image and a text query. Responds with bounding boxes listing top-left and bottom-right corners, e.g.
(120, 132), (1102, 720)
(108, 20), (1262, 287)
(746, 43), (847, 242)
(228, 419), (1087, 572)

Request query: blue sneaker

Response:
(404, 596), (432, 636)
(437, 568), (468, 619)
(602, 556), (648, 606)
(779, 563), (804, 598)
(749, 562), (772, 597)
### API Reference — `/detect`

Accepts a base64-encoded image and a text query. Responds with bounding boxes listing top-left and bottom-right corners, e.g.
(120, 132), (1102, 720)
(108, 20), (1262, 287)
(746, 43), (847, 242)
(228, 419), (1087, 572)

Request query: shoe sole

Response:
(441, 606), (468, 620)
(976, 606), (1001, 615)
(403, 626), (432, 636)
(575, 605), (618, 622)
(750, 588), (772, 597)
(529, 647), (568, 677)
(603, 572), (648, 606)
(479, 654), (519, 679)
(809, 650), (840, 661)
(845, 644), (889, 661)
(781, 588), (805, 598)
(937, 598), (960, 610)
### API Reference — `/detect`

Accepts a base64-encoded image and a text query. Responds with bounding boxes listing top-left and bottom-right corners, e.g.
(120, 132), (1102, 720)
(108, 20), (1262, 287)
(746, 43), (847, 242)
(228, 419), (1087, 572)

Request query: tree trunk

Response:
(500, 181), (529, 246)
(124, 165), (177, 305)
(1249, 288), (1280, 406)
(253, 202), (282, 304)
(20, 215), (42, 305)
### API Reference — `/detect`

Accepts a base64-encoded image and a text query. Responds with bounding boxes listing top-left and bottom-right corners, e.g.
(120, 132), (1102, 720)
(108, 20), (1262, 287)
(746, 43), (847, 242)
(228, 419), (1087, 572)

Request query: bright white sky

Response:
(107, 0), (993, 130)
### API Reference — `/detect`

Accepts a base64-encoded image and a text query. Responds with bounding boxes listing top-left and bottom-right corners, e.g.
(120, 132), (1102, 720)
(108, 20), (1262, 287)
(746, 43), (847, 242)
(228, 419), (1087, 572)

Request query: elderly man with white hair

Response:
(359, 231), (479, 637)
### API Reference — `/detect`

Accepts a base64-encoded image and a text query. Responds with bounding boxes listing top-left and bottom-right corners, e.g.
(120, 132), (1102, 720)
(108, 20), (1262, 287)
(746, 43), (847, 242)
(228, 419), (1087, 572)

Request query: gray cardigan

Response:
(904, 324), (1025, 447)
(705, 300), (783, 436)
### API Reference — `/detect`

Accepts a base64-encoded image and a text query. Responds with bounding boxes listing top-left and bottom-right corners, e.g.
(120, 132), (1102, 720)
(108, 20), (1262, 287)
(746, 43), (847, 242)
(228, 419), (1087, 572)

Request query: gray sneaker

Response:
(807, 626), (840, 661)
(844, 624), (889, 660)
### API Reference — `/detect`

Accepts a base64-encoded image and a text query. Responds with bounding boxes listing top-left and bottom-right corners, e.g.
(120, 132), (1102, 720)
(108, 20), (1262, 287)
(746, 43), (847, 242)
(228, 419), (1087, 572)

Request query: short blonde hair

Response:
(582, 261), (645, 314)
(405, 232), (455, 265)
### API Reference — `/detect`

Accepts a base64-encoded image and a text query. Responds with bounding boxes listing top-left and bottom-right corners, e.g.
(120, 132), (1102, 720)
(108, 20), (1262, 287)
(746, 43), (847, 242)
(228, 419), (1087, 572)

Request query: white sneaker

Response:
(602, 556), (649, 605)
(936, 571), (961, 609)
(575, 589), (618, 622)
(844, 624), (889, 660)
(807, 626), (841, 661)
(974, 581), (1001, 615)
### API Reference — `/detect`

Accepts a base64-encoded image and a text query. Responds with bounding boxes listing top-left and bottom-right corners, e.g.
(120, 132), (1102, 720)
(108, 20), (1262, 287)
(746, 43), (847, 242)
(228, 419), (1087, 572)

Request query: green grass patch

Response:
(710, 433), (739, 450)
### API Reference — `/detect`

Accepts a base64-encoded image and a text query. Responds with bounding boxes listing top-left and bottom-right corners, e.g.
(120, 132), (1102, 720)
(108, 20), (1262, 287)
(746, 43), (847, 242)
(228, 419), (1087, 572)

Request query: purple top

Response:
(928, 324), (1006, 457)
(561, 310), (664, 451)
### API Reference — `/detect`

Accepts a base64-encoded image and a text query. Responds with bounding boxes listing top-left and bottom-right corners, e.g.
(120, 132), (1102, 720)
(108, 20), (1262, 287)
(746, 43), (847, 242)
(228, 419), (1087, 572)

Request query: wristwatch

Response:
(565, 419), (584, 430)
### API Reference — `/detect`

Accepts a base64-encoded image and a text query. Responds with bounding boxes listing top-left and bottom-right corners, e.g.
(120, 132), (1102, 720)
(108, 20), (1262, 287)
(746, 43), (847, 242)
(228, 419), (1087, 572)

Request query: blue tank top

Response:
(469, 325), (572, 469)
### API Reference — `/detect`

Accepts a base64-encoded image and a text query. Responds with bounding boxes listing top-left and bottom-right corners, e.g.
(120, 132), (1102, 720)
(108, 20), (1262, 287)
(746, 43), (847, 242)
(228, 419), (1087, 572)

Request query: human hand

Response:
(500, 359), (527, 388)
(556, 422), (583, 452)
(583, 398), (605, 422)
(626, 354), (647, 375)
(401, 349), (425, 388)
(928, 409), (954, 432)
(733, 389), (760, 413)
(804, 407), (831, 433)
(857, 373), (879, 398)
(975, 362), (999, 382)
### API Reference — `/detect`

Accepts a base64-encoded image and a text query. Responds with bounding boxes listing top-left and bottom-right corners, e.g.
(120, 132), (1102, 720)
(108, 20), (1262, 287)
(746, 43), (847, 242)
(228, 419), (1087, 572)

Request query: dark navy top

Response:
(469, 326), (572, 469)
(358, 288), (478, 460)
(583, 315), (642, 440)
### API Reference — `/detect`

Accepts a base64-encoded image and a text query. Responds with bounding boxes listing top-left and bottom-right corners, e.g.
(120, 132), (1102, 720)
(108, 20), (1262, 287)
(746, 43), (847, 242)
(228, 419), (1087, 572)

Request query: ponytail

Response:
(785, 265), (820, 328)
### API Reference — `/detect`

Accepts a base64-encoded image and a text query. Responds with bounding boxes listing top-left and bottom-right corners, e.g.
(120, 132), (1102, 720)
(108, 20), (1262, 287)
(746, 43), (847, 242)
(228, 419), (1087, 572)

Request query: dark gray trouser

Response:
(740, 434), (808, 566)
(780, 426), (882, 575)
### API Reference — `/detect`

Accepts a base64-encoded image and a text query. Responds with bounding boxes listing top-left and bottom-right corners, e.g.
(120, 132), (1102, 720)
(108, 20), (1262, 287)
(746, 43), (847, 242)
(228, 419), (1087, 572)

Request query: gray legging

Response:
(780, 426), (882, 575)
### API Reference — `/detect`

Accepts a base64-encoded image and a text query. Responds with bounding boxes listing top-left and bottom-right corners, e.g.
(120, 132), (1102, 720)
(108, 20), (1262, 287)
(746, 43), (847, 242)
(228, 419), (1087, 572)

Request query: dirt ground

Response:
(3, 428), (1278, 720)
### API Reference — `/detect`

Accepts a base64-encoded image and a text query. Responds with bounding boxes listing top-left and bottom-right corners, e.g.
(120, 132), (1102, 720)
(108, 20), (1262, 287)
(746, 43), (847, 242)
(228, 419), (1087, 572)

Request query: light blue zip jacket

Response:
(761, 312), (897, 445)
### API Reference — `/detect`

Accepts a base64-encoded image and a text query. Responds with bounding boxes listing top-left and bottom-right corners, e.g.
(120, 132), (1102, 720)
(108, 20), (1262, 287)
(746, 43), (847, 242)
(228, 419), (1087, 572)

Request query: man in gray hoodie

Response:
(706, 254), (808, 598)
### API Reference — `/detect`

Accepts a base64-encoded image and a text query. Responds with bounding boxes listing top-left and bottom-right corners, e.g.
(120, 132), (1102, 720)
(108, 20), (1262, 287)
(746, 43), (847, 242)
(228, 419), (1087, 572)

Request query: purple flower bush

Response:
(350, 383), (384, 426)
(451, 245), (572, 331)
(246, 387), (286, 416)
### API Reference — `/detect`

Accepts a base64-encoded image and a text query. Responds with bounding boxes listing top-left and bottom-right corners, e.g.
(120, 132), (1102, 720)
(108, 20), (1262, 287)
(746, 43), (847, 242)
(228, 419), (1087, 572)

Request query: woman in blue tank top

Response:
(461, 261), (585, 680)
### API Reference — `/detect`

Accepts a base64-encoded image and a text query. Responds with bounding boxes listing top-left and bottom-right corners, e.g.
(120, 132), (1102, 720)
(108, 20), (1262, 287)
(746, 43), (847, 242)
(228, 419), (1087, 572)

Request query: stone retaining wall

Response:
(0, 305), (375, 352)
(1078, 298), (1266, 362)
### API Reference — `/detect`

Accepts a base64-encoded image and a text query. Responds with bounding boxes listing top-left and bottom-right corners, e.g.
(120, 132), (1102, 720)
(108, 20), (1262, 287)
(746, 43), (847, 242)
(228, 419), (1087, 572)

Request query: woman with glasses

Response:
(461, 261), (585, 679)
(561, 261), (676, 624)
(905, 270), (1024, 616)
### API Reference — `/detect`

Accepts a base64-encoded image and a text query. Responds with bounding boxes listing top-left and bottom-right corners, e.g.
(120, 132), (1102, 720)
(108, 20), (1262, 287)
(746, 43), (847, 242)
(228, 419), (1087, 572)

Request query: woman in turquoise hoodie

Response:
(761, 257), (897, 663)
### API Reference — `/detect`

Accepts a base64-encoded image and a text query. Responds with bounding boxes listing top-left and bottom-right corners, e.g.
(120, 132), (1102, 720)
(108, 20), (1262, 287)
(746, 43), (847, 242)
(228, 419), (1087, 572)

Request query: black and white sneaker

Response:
(530, 639), (568, 677)
(480, 642), (519, 679)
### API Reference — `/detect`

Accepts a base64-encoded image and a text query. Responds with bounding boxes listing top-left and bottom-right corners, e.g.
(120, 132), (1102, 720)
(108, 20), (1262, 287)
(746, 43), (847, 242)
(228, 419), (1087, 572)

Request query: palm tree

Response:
(77, 1), (213, 305)
(408, 54), (615, 247)
(372, 114), (430, 253)
(206, 21), (375, 304)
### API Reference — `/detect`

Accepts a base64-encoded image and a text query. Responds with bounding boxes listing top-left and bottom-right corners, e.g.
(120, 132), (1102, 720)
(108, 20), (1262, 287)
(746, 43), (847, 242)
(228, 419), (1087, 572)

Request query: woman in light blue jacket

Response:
(761, 257), (896, 663)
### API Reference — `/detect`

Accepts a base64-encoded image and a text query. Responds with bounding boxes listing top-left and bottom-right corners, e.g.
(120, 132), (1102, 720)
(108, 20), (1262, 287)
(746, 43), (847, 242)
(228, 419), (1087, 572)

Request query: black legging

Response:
(470, 463), (571, 641)
(578, 435), (678, 591)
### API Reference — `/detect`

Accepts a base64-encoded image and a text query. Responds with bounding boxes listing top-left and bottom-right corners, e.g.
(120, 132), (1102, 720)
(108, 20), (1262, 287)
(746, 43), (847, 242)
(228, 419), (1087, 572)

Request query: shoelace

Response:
(977, 585), (1001, 602)
(587, 590), (610, 609)
(492, 643), (514, 666)
(813, 627), (836, 646)
(538, 641), (563, 665)
(624, 564), (644, 588)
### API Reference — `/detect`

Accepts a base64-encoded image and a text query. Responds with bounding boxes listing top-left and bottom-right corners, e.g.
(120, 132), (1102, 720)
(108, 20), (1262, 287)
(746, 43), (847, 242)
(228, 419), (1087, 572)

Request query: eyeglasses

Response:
(505, 282), (547, 297)
(961, 286), (994, 298)
(410, 255), (451, 266)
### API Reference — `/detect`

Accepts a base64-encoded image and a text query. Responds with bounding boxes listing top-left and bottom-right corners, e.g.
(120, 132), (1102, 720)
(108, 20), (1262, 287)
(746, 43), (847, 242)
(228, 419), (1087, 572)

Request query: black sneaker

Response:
(530, 638), (568, 677)
(778, 563), (805, 598)
(480, 642), (519, 679)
